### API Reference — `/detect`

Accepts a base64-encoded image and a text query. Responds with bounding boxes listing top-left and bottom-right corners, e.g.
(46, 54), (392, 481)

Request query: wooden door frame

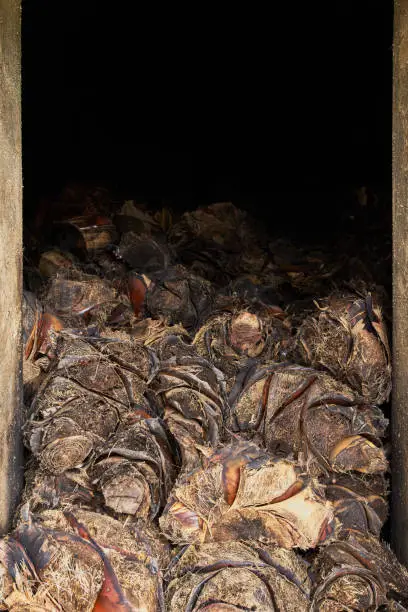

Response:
(393, 0), (408, 566)
(0, 0), (23, 534)
(0, 0), (407, 567)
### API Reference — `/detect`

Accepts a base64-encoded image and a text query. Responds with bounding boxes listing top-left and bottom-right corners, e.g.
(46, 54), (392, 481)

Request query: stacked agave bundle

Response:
(4, 189), (405, 610)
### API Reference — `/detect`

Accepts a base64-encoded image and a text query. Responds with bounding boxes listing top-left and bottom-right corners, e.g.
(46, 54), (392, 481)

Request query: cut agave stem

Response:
(160, 440), (335, 549)
(165, 541), (311, 611)
(25, 332), (155, 476)
(296, 291), (391, 405)
(311, 531), (408, 611)
(145, 264), (215, 332)
(322, 472), (388, 537)
(0, 508), (167, 612)
(91, 416), (178, 518)
(193, 307), (291, 391)
(149, 333), (228, 473)
(229, 363), (388, 477)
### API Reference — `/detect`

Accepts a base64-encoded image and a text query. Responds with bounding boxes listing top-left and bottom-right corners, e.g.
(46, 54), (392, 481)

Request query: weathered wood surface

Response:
(0, 0), (23, 532)
(393, 0), (408, 565)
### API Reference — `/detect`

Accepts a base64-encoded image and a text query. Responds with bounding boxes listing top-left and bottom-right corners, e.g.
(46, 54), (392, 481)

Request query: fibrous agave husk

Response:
(268, 238), (346, 297)
(52, 214), (118, 257)
(323, 472), (388, 538)
(23, 290), (64, 402)
(230, 362), (388, 477)
(145, 265), (215, 332)
(297, 291), (391, 405)
(193, 305), (291, 391)
(168, 202), (267, 284)
(165, 541), (311, 611)
(114, 199), (161, 235)
(160, 441), (335, 548)
(23, 291), (64, 364)
(41, 271), (119, 328)
(148, 331), (228, 473)
(21, 463), (95, 513)
(311, 532), (408, 611)
(38, 249), (75, 279)
(118, 231), (171, 275)
(91, 414), (178, 518)
(0, 508), (168, 611)
(25, 332), (153, 475)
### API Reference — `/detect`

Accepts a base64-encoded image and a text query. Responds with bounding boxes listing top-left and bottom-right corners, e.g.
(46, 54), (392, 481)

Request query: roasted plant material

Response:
(168, 202), (268, 283)
(23, 290), (64, 401)
(230, 363), (388, 476)
(119, 232), (171, 274)
(25, 332), (153, 475)
(114, 199), (161, 235)
(126, 272), (149, 318)
(297, 291), (391, 405)
(165, 541), (311, 611)
(52, 214), (118, 257)
(0, 508), (167, 611)
(160, 441), (335, 548)
(41, 271), (119, 327)
(311, 532), (408, 611)
(21, 463), (95, 513)
(38, 249), (75, 278)
(17, 191), (399, 609)
(323, 473), (388, 537)
(131, 316), (192, 346)
(23, 291), (63, 363)
(193, 306), (291, 390)
(148, 332), (227, 473)
(91, 414), (178, 517)
(145, 265), (214, 331)
(268, 238), (347, 298)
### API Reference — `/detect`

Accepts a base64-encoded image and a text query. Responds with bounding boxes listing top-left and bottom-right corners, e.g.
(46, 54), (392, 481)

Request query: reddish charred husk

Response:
(165, 541), (311, 611)
(296, 292), (391, 405)
(160, 441), (336, 548)
(229, 363), (388, 477)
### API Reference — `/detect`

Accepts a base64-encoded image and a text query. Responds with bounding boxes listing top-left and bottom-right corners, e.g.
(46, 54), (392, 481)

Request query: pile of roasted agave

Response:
(3, 187), (404, 610)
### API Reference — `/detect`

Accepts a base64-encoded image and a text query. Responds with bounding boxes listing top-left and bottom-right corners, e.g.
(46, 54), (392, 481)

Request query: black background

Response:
(22, 1), (393, 227)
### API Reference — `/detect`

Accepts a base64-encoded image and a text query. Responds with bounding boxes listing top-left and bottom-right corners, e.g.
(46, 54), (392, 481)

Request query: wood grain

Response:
(393, 0), (408, 565)
(0, 0), (23, 533)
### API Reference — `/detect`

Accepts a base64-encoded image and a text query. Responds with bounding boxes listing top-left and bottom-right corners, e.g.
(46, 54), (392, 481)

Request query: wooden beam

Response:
(0, 0), (23, 532)
(393, 0), (408, 565)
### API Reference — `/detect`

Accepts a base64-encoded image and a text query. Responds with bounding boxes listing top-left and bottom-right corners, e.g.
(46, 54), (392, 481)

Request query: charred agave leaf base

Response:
(311, 532), (408, 610)
(160, 441), (335, 548)
(297, 291), (391, 405)
(0, 508), (169, 611)
(18, 194), (397, 608)
(165, 541), (311, 611)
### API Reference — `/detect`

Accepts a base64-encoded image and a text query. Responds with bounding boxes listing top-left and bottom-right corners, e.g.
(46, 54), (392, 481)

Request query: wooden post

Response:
(393, 0), (408, 565)
(0, 0), (23, 532)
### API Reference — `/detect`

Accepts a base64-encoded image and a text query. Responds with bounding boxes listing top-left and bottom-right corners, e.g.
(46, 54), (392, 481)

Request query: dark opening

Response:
(22, 1), (392, 237)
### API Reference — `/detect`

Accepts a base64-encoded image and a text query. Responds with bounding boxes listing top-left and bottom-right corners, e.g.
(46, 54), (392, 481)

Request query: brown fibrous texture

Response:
(91, 415), (178, 518)
(230, 362), (388, 477)
(168, 202), (267, 283)
(0, 508), (168, 611)
(146, 265), (215, 332)
(25, 332), (153, 475)
(311, 531), (408, 610)
(297, 292), (391, 405)
(160, 441), (336, 548)
(148, 332), (228, 473)
(322, 472), (388, 537)
(165, 541), (311, 611)
(193, 307), (291, 391)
